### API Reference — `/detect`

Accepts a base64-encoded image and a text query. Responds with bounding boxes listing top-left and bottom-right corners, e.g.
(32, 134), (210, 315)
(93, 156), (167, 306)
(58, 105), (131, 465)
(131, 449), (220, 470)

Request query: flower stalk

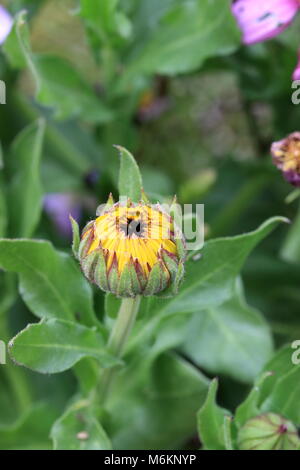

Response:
(100, 296), (141, 404)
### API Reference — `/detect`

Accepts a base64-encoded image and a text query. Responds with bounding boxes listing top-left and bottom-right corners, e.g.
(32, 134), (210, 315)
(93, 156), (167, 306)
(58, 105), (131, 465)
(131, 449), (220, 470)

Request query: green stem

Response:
(0, 310), (32, 413)
(100, 296), (141, 404)
(0, 247), (32, 414)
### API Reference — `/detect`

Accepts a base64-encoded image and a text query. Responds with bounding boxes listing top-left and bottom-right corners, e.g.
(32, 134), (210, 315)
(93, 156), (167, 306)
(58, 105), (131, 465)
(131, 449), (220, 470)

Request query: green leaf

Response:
(3, 10), (30, 68)
(0, 403), (56, 450)
(0, 158), (7, 237)
(235, 372), (274, 428)
(107, 353), (209, 449)
(51, 399), (112, 450)
(9, 319), (120, 374)
(197, 379), (231, 450)
(0, 239), (97, 326)
(120, 0), (240, 85)
(260, 346), (298, 403)
(4, 11), (112, 123)
(281, 205), (300, 264)
(80, 0), (130, 46)
(181, 279), (273, 383)
(235, 346), (300, 428)
(259, 346), (300, 425)
(8, 119), (45, 237)
(128, 217), (287, 352)
(34, 55), (113, 123)
(116, 145), (143, 201)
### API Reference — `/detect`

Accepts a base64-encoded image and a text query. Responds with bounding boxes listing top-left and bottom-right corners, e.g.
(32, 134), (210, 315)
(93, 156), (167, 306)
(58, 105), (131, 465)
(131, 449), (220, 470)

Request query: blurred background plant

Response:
(0, 0), (300, 450)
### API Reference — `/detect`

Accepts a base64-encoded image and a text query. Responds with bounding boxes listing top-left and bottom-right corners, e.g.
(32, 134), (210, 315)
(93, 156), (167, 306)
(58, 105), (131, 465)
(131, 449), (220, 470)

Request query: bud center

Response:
(278, 424), (288, 434)
(121, 217), (145, 238)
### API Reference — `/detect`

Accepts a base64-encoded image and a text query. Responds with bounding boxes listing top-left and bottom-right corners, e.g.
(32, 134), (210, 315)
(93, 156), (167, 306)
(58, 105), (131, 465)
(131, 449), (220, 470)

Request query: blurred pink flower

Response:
(231, 0), (300, 45)
(293, 50), (300, 79)
(0, 6), (12, 45)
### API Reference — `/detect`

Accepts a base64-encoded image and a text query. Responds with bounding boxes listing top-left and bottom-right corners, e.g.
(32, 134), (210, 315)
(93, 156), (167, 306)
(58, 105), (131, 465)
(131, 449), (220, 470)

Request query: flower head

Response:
(238, 413), (300, 450)
(271, 131), (300, 186)
(231, 0), (300, 45)
(0, 6), (12, 45)
(74, 197), (185, 298)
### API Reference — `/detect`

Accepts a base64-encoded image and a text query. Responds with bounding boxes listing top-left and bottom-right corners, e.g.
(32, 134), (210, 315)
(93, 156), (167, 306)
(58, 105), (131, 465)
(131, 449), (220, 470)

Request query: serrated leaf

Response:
(128, 217), (287, 353)
(181, 278), (273, 383)
(0, 239), (97, 326)
(9, 319), (120, 374)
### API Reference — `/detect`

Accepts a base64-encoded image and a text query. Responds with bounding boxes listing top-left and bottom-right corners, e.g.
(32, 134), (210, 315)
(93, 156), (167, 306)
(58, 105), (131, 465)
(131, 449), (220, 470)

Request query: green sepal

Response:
(155, 260), (184, 298)
(96, 193), (115, 216)
(144, 261), (169, 296)
(117, 262), (133, 297)
(175, 234), (186, 261)
(69, 215), (80, 258)
(173, 261), (184, 293)
(161, 248), (178, 282)
(108, 254), (119, 295)
(94, 249), (109, 291)
(81, 250), (99, 282)
(133, 259), (147, 292)
(78, 229), (93, 260)
(81, 220), (94, 237)
(117, 259), (143, 297)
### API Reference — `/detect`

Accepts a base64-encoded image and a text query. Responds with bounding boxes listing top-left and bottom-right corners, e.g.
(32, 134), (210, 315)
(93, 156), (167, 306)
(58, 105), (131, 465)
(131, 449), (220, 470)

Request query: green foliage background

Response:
(0, 0), (300, 450)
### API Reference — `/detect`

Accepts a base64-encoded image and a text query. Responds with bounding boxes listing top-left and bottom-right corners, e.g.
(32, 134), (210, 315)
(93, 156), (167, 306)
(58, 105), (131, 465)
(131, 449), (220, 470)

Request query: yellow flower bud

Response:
(72, 198), (186, 298)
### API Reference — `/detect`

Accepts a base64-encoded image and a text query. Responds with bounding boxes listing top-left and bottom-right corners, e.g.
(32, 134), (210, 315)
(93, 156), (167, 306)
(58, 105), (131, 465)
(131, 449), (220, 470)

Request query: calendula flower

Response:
(0, 6), (12, 45)
(73, 196), (185, 298)
(231, 0), (300, 78)
(271, 131), (300, 186)
(238, 413), (300, 450)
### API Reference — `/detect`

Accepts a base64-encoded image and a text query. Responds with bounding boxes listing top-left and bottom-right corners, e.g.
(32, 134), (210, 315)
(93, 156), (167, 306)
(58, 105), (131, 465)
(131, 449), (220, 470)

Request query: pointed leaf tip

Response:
(70, 215), (80, 258)
(116, 145), (143, 202)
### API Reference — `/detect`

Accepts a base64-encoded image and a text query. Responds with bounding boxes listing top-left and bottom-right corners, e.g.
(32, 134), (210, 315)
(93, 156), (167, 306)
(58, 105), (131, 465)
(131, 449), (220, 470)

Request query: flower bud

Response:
(238, 413), (300, 450)
(72, 197), (186, 298)
(271, 132), (300, 186)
